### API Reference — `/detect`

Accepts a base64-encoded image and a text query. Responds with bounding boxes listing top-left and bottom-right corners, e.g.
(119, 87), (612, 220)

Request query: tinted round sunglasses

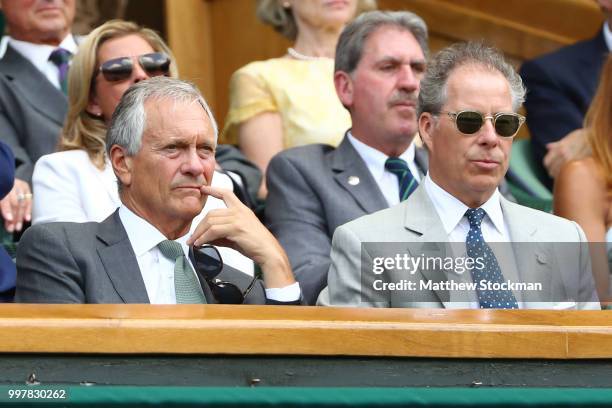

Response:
(192, 245), (257, 304)
(442, 110), (526, 138)
(98, 52), (171, 82)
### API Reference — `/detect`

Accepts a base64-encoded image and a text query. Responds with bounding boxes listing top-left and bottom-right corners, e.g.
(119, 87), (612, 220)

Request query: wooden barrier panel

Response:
(1, 305), (612, 359)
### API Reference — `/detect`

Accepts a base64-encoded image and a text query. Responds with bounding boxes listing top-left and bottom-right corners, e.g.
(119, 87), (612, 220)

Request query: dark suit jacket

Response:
(0, 141), (16, 302)
(15, 210), (275, 304)
(520, 29), (608, 189)
(215, 144), (262, 208)
(0, 45), (68, 183)
(265, 135), (428, 304)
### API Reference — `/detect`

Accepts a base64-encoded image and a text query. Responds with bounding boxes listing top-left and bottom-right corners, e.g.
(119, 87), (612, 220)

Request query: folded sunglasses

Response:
(192, 245), (257, 304)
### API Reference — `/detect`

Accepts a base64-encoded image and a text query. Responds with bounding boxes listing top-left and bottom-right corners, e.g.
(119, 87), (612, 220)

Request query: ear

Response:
(418, 112), (436, 152)
(110, 144), (133, 188)
(334, 71), (354, 109)
(86, 93), (103, 117)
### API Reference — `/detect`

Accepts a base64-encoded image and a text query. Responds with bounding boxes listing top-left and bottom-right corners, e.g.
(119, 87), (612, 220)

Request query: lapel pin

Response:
(348, 176), (360, 186)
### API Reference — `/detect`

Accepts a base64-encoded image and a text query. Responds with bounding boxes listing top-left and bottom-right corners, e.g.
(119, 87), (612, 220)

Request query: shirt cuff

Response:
(265, 282), (301, 302)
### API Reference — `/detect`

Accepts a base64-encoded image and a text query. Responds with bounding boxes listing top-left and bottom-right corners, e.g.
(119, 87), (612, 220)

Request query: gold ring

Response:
(23, 193), (32, 200)
(16, 193), (25, 202)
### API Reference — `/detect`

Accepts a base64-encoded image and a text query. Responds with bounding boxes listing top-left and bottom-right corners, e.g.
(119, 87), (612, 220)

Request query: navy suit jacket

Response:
(0, 141), (16, 302)
(520, 29), (608, 189)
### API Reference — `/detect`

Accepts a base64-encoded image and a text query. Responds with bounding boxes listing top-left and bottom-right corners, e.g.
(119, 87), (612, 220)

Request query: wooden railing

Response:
(1, 305), (612, 358)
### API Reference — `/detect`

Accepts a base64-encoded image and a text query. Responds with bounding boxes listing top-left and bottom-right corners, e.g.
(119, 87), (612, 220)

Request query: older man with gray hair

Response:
(265, 10), (430, 304)
(15, 77), (299, 304)
(320, 42), (599, 310)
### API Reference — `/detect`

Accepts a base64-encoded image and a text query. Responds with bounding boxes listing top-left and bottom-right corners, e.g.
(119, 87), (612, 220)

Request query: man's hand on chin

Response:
(188, 185), (295, 289)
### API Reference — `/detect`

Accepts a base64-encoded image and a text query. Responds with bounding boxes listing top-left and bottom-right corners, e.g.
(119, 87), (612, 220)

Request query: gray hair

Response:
(106, 76), (218, 158)
(417, 41), (526, 117)
(335, 10), (428, 75)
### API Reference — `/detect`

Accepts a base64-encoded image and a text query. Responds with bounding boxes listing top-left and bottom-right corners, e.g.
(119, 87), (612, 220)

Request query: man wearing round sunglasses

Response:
(320, 42), (599, 310)
(15, 77), (300, 305)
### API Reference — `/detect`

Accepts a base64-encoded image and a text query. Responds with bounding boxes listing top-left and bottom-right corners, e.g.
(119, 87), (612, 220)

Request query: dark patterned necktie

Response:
(48, 48), (72, 95)
(157, 240), (206, 304)
(385, 157), (418, 201)
(465, 208), (518, 309)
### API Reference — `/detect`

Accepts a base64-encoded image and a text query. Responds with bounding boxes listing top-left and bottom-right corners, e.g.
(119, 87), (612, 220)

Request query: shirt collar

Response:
(347, 130), (415, 180)
(8, 34), (78, 71)
(423, 174), (505, 235)
(118, 205), (190, 258)
(603, 21), (612, 51)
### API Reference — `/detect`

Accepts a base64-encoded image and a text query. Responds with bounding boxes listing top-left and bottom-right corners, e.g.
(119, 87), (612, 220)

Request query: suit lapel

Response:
(501, 198), (555, 301)
(0, 46), (67, 126)
(331, 134), (389, 214)
(96, 210), (150, 303)
(402, 186), (454, 306)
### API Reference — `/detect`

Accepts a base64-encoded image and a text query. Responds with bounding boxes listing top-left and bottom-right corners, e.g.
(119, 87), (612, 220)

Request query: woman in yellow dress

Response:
(223, 0), (376, 198)
(554, 54), (612, 305)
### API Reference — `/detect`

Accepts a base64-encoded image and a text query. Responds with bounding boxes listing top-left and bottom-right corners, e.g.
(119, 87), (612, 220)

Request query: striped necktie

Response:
(157, 240), (206, 304)
(385, 157), (418, 201)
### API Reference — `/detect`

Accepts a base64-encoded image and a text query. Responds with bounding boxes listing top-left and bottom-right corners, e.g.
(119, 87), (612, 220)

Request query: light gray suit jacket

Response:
(319, 185), (599, 309)
(15, 210), (270, 304)
(0, 45), (68, 183)
(266, 135), (428, 304)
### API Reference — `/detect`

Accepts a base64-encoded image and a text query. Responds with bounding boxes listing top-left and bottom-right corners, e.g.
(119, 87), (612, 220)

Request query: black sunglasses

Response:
(443, 110), (525, 138)
(192, 245), (257, 304)
(98, 52), (171, 82)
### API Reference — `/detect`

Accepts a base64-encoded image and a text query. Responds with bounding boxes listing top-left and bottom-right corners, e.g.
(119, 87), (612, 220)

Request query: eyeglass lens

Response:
(455, 111), (520, 137)
(192, 245), (223, 279)
(100, 52), (170, 82)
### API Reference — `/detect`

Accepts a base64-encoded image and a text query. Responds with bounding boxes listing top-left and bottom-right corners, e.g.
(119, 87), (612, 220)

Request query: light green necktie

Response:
(157, 240), (206, 304)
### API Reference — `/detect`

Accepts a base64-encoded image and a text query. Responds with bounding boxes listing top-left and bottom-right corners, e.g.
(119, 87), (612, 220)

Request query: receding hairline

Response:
(141, 96), (216, 138)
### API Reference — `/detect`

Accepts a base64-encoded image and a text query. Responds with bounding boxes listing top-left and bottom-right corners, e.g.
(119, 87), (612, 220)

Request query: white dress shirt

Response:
(603, 21), (612, 51)
(118, 205), (300, 304)
(8, 34), (78, 90)
(423, 174), (510, 242)
(119, 205), (189, 304)
(347, 131), (421, 207)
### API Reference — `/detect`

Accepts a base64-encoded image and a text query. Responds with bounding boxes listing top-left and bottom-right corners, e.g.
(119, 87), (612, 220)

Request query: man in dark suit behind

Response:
(15, 77), (300, 304)
(520, 1), (611, 188)
(0, 0), (77, 233)
(0, 141), (16, 302)
(265, 11), (430, 304)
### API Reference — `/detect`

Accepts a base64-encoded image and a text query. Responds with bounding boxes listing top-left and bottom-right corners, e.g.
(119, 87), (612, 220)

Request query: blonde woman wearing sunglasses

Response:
(31, 20), (254, 274)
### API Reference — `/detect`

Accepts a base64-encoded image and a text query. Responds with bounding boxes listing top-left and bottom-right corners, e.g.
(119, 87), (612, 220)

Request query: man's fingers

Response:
(24, 199), (32, 222)
(0, 198), (13, 222)
(187, 213), (238, 245)
(201, 185), (243, 208)
(191, 223), (235, 247)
